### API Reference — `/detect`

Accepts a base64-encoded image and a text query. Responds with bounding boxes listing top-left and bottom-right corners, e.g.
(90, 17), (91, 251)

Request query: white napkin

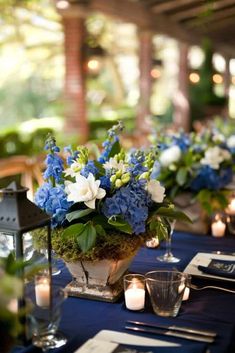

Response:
(94, 329), (180, 347)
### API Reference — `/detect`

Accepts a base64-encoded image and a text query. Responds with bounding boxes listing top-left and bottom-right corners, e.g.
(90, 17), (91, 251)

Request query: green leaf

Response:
(95, 224), (106, 236)
(76, 223), (97, 253)
(108, 140), (121, 158)
(155, 207), (192, 223)
(155, 221), (168, 242)
(62, 223), (85, 239)
(108, 215), (132, 234)
(176, 167), (188, 186)
(66, 209), (93, 222)
(93, 160), (105, 176)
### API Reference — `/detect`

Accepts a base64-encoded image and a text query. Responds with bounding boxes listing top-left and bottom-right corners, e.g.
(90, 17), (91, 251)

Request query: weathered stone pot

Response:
(174, 192), (210, 235)
(65, 253), (137, 302)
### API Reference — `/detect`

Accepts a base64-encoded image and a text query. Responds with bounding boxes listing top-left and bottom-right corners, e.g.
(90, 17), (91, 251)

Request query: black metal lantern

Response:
(0, 181), (51, 261)
(0, 182), (52, 309)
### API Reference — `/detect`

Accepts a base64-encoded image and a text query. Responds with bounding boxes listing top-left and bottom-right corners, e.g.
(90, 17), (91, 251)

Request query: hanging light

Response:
(212, 73), (223, 84)
(189, 72), (200, 83)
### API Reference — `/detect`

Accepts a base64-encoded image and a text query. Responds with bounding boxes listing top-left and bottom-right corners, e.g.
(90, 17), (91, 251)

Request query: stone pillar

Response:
(173, 42), (190, 132)
(63, 16), (89, 143)
(136, 30), (153, 145)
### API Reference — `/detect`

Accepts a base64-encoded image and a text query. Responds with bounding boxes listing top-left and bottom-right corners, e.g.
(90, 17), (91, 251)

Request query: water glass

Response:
(29, 285), (67, 351)
(145, 270), (187, 317)
(123, 274), (145, 311)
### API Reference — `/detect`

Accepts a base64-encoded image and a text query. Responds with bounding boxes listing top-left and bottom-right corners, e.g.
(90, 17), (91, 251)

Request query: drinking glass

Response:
(29, 284), (67, 351)
(145, 270), (187, 317)
(156, 219), (180, 263)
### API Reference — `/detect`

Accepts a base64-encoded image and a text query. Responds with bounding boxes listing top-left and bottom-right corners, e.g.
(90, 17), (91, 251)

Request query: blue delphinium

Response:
(98, 121), (123, 163)
(190, 166), (233, 191)
(128, 150), (148, 177)
(80, 161), (99, 178)
(35, 183), (71, 228)
(43, 135), (64, 183)
(102, 179), (152, 234)
(64, 145), (79, 165)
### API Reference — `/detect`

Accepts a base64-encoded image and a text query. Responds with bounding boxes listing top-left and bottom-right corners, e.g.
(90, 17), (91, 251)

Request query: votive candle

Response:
(35, 276), (50, 308)
(211, 219), (226, 237)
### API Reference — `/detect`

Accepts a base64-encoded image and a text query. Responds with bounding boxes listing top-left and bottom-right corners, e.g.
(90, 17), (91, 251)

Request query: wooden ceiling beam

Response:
(152, 0), (201, 14)
(198, 15), (235, 32)
(186, 6), (235, 27)
(170, 0), (235, 21)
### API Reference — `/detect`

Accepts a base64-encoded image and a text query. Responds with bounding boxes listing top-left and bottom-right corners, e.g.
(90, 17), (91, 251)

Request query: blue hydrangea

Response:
(102, 179), (152, 234)
(172, 133), (190, 152)
(43, 153), (64, 183)
(128, 150), (148, 177)
(35, 182), (72, 228)
(80, 161), (99, 178)
(190, 166), (233, 191)
(100, 175), (111, 191)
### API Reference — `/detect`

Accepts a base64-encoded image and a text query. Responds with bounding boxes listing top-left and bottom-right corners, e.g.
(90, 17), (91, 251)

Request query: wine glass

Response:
(156, 219), (180, 263)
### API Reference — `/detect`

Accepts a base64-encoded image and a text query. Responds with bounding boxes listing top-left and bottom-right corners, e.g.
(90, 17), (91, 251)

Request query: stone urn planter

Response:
(174, 193), (210, 235)
(65, 252), (138, 302)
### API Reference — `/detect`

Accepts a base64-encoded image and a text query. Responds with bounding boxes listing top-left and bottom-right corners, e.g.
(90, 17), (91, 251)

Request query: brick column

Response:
(136, 30), (153, 145)
(173, 42), (190, 132)
(63, 16), (89, 143)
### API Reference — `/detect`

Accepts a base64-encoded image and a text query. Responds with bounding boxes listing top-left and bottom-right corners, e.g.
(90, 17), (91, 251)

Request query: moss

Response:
(53, 229), (153, 262)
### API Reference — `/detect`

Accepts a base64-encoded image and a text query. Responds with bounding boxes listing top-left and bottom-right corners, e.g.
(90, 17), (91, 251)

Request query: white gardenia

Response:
(103, 157), (127, 172)
(227, 135), (235, 148)
(65, 173), (106, 209)
(159, 145), (182, 168)
(147, 180), (165, 203)
(200, 146), (231, 169)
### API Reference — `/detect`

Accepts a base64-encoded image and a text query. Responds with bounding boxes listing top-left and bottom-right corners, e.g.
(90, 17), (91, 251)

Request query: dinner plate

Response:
(183, 252), (235, 282)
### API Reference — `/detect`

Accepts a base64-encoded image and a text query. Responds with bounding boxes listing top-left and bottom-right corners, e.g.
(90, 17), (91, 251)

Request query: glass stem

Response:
(165, 232), (172, 257)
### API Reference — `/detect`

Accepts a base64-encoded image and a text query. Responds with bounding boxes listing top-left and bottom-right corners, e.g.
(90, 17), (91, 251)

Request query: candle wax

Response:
(35, 281), (50, 308)
(124, 287), (145, 311)
(211, 220), (226, 237)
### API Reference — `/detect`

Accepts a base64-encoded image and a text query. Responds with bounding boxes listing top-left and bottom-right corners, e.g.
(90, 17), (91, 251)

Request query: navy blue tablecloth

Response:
(15, 232), (235, 353)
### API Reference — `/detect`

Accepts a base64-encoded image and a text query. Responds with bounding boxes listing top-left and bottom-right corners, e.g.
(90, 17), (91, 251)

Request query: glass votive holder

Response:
(211, 213), (226, 237)
(123, 274), (145, 311)
(227, 215), (235, 235)
(35, 273), (51, 308)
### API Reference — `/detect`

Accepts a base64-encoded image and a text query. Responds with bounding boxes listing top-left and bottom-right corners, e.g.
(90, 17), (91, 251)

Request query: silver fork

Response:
(190, 284), (235, 294)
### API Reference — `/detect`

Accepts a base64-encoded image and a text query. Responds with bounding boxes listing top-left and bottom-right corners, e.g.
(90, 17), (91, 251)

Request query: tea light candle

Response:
(124, 280), (145, 311)
(227, 199), (235, 215)
(35, 277), (50, 308)
(182, 287), (190, 301)
(211, 219), (226, 237)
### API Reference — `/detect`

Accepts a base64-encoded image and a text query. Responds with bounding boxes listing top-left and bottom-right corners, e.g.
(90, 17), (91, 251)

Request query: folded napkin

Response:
(198, 259), (235, 279)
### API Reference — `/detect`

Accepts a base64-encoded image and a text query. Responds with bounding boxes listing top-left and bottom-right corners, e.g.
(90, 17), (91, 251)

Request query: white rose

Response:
(65, 173), (106, 209)
(227, 135), (235, 148)
(200, 146), (231, 169)
(212, 133), (225, 143)
(159, 145), (182, 168)
(147, 180), (165, 203)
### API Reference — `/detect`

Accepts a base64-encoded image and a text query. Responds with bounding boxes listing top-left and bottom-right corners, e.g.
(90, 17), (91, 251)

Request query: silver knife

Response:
(126, 320), (217, 338)
(125, 326), (215, 343)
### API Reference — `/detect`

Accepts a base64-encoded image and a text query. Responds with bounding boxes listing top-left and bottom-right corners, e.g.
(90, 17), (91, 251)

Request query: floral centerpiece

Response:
(156, 128), (235, 232)
(34, 122), (189, 301)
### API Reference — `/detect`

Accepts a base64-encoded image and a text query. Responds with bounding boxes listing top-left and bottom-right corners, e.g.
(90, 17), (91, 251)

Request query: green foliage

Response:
(196, 189), (230, 215)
